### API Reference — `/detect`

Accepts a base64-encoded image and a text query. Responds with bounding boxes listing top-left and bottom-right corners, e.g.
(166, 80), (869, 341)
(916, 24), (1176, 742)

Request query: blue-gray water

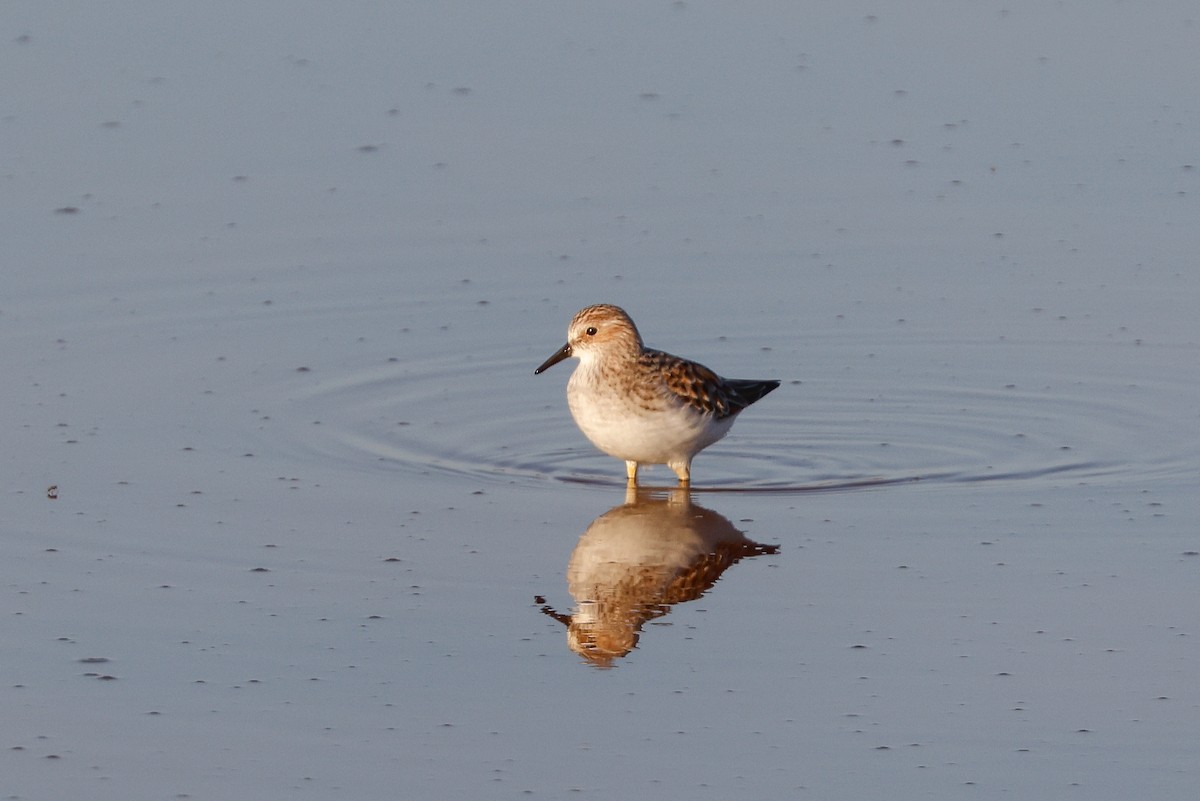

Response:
(4, 3), (1198, 799)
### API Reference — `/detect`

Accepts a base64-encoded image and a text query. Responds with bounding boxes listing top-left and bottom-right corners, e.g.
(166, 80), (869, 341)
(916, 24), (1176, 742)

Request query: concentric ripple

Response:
(288, 337), (1198, 494)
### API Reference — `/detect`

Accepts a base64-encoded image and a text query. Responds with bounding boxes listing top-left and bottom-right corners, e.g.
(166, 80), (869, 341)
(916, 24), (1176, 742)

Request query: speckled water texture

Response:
(4, 3), (1199, 799)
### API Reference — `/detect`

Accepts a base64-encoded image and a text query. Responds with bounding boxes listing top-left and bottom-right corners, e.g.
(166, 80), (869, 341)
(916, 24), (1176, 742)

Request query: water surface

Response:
(4, 3), (1199, 800)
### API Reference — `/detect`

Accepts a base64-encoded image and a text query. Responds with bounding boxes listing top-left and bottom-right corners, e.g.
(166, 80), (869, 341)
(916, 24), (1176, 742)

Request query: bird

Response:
(538, 487), (780, 666)
(534, 304), (779, 485)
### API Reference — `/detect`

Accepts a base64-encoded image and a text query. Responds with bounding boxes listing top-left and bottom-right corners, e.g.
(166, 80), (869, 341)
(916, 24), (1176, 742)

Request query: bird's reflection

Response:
(539, 487), (779, 667)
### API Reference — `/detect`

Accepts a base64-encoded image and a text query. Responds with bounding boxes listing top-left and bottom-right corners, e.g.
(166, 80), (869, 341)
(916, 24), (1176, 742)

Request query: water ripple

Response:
(288, 341), (1197, 494)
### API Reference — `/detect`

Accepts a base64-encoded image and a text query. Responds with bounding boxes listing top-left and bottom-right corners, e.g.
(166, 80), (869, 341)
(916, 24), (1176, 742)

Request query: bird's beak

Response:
(534, 343), (572, 374)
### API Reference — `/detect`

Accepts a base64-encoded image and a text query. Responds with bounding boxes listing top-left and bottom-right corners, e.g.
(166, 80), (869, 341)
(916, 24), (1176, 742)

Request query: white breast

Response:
(565, 365), (734, 464)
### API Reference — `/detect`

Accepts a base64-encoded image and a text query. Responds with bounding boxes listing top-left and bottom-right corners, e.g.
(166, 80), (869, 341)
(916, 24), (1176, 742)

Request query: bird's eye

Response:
(585, 327), (597, 336)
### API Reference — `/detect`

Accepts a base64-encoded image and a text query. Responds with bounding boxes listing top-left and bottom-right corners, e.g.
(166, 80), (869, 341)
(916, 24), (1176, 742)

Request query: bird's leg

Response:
(669, 459), (691, 485)
(625, 460), (639, 486)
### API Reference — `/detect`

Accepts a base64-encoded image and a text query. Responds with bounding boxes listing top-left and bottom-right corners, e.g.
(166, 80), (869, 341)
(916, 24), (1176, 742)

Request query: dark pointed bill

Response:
(534, 343), (573, 374)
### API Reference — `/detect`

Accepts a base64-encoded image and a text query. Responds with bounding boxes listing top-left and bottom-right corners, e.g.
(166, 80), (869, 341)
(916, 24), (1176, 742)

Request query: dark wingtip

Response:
(727, 379), (781, 406)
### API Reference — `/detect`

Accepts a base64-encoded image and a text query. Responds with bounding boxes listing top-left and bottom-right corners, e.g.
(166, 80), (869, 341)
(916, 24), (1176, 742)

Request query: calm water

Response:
(4, 3), (1199, 800)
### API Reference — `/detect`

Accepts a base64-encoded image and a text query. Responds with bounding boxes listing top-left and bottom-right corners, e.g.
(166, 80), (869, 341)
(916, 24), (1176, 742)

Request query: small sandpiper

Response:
(535, 304), (779, 485)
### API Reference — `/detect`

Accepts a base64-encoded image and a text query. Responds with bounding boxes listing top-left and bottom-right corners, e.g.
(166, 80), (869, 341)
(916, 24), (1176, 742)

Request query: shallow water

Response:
(4, 3), (1200, 800)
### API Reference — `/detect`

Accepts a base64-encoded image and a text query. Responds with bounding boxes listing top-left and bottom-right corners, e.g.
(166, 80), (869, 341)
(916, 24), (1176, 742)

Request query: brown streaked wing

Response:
(661, 540), (782, 603)
(641, 349), (742, 418)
